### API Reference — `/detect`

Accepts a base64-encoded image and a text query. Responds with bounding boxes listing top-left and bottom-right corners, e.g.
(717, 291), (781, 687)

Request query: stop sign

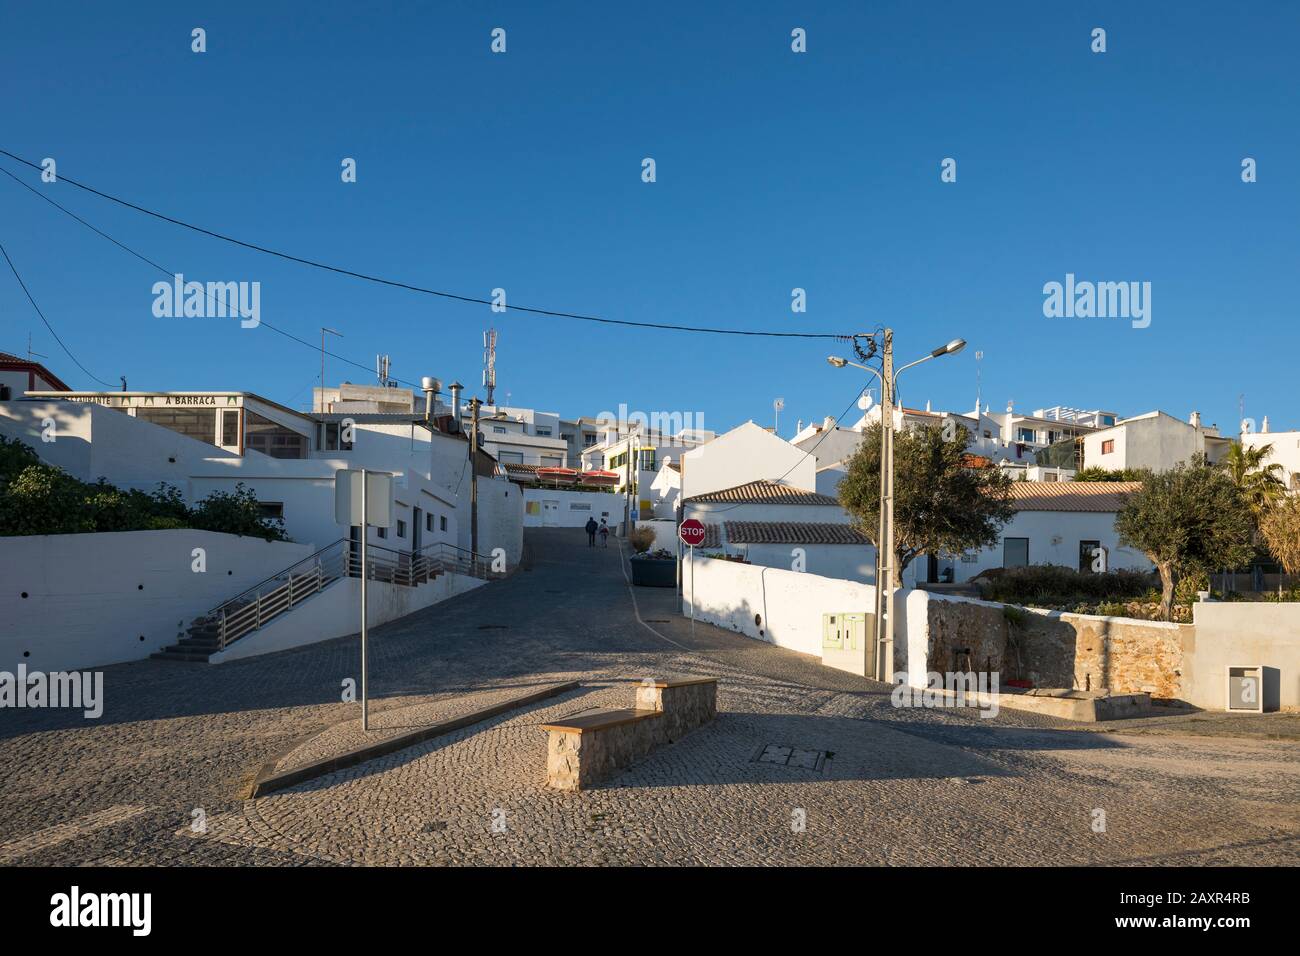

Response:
(679, 519), (706, 547)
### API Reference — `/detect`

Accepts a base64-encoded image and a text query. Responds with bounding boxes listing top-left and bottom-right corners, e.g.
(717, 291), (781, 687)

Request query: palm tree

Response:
(1219, 441), (1285, 521)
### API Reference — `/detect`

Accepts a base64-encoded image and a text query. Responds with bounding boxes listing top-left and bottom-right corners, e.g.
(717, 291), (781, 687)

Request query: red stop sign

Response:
(679, 519), (706, 547)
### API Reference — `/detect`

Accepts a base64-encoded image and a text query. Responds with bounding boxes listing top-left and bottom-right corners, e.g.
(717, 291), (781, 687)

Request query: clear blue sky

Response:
(3, 1), (1298, 435)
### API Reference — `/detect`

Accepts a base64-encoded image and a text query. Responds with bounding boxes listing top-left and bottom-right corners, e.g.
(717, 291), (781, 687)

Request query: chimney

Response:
(1190, 410), (1201, 428)
(823, 416), (836, 431)
(1262, 416), (1271, 434)
(449, 382), (464, 433)
(420, 376), (441, 423)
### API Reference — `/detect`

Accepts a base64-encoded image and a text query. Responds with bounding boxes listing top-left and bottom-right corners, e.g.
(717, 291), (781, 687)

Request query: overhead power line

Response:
(0, 238), (116, 388)
(0, 148), (847, 339)
(0, 164), (423, 391)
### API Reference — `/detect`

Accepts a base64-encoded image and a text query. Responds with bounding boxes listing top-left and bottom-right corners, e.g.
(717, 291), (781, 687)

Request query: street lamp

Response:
(827, 331), (966, 682)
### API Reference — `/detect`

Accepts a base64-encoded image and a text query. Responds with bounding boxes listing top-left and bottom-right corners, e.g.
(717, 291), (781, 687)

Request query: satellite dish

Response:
(857, 393), (873, 411)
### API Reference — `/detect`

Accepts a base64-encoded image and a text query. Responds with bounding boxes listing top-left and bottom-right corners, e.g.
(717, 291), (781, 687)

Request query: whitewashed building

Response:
(1082, 410), (1231, 472)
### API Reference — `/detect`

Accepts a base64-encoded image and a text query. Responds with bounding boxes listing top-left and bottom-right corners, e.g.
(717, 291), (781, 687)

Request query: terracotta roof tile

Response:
(1006, 480), (1140, 512)
(725, 521), (870, 545)
(685, 480), (838, 505)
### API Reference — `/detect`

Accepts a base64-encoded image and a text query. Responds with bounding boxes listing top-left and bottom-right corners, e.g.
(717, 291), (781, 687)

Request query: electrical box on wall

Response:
(822, 611), (877, 679)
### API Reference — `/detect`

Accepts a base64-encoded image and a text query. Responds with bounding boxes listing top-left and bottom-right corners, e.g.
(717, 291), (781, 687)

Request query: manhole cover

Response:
(751, 744), (829, 771)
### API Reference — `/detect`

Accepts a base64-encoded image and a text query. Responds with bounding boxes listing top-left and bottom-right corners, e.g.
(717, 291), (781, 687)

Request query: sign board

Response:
(679, 519), (706, 547)
(335, 469), (394, 528)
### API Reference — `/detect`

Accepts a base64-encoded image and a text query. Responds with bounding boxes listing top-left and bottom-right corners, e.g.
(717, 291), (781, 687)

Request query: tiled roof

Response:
(685, 480), (839, 505)
(725, 521), (870, 546)
(1006, 481), (1140, 512)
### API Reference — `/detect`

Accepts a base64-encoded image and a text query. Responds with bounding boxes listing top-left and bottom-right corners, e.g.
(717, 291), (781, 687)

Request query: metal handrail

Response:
(206, 537), (505, 650)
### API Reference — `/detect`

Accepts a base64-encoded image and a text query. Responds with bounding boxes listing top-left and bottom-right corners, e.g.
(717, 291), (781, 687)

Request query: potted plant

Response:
(628, 528), (676, 587)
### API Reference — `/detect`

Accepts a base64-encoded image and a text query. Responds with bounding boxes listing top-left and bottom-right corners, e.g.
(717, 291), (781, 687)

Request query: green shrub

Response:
(978, 563), (1157, 608)
(0, 435), (287, 540)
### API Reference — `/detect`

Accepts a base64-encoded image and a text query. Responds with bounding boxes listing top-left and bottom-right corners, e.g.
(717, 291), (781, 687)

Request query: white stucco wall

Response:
(209, 570), (486, 663)
(950, 510), (1152, 583)
(1188, 603), (1300, 711)
(475, 477), (524, 569)
(523, 488), (621, 528)
(1, 530), (313, 671)
(680, 421), (816, 499)
(682, 553), (921, 677)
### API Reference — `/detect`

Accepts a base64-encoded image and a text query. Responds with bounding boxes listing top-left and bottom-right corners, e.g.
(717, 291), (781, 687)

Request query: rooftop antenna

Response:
(26, 332), (48, 364)
(773, 397), (784, 434)
(376, 354), (392, 388)
(975, 350), (983, 413)
(483, 328), (498, 405)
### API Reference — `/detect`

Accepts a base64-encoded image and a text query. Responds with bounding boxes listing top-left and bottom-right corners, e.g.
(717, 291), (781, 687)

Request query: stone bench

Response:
(541, 678), (717, 791)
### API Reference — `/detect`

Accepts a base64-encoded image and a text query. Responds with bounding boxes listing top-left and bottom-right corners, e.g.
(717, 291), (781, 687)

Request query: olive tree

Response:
(1115, 456), (1254, 620)
(838, 424), (1015, 577)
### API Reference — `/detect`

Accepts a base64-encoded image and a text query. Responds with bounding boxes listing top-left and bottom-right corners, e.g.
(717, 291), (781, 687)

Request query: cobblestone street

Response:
(2, 530), (1297, 866)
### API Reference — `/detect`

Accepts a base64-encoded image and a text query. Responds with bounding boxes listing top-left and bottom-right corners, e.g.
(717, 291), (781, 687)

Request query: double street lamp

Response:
(827, 331), (966, 682)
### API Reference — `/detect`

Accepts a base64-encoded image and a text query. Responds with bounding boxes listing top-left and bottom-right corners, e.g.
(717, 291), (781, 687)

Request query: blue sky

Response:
(3, 1), (1298, 435)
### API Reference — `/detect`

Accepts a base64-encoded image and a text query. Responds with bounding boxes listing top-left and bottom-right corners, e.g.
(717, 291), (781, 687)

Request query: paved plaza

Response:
(1, 530), (1297, 866)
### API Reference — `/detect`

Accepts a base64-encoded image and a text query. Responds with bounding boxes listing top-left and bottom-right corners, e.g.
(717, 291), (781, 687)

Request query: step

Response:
(150, 649), (212, 663)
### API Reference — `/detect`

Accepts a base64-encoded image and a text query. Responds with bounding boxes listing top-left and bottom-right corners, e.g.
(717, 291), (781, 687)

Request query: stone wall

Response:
(925, 594), (1191, 699)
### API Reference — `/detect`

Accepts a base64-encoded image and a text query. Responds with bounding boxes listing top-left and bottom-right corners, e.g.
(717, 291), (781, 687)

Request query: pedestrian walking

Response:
(584, 516), (598, 547)
(599, 518), (610, 547)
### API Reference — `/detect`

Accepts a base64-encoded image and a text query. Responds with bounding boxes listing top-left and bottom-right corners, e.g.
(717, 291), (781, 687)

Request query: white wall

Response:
(523, 488), (621, 528)
(1189, 603), (1300, 710)
(0, 530), (312, 671)
(743, 542), (875, 583)
(680, 421), (816, 499)
(683, 553), (920, 676)
(950, 510), (1152, 583)
(475, 477), (524, 568)
(1243, 431), (1300, 491)
(209, 571), (486, 663)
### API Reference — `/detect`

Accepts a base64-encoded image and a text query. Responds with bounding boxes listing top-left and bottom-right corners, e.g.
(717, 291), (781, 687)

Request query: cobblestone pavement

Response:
(1, 530), (1297, 865)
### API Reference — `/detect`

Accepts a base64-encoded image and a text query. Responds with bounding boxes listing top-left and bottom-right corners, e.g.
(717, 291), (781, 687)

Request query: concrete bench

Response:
(541, 677), (717, 791)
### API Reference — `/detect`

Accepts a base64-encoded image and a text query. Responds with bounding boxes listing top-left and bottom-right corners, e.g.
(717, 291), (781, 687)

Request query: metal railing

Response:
(205, 538), (505, 650)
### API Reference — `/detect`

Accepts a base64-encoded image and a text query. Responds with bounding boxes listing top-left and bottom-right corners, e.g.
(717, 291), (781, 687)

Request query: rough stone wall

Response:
(636, 682), (717, 743)
(1062, 614), (1188, 698)
(925, 595), (1191, 699)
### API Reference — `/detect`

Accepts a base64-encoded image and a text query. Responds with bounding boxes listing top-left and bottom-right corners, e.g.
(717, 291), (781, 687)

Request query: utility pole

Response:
(469, 398), (482, 560)
(876, 329), (895, 683)
(624, 426), (634, 535)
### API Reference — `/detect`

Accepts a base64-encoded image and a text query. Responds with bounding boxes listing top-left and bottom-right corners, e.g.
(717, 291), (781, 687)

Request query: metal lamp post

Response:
(827, 332), (965, 682)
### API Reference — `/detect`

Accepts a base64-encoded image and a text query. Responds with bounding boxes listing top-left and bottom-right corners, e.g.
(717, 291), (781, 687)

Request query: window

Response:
(1079, 540), (1103, 573)
(257, 502), (284, 520)
(498, 451), (523, 464)
(1101, 415), (1116, 426)
(640, 450), (656, 471)
(1043, 472), (1058, 482)
(440, 515), (447, 531)
(583, 434), (597, 446)
(221, 409), (240, 446)
(397, 519), (406, 539)
(535, 426), (552, 436)
(1017, 427), (1036, 443)
(493, 425), (507, 434)
(376, 527), (387, 539)
(569, 502), (591, 511)
(426, 514), (434, 532)
(136, 406), (218, 446)
(321, 422), (353, 451)
(561, 433), (573, 442)
(1003, 537), (1029, 568)
(245, 411), (307, 459)
(541, 456), (563, 467)
(1101, 439), (1115, 455)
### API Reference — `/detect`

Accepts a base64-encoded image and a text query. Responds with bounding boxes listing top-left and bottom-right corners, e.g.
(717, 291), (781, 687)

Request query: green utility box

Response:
(821, 611), (878, 678)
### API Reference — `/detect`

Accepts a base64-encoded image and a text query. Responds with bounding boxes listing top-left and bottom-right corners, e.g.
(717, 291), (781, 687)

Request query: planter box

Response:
(630, 557), (676, 587)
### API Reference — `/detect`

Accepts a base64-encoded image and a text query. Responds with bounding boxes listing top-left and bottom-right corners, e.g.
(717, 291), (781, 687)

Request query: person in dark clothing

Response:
(585, 516), (598, 546)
